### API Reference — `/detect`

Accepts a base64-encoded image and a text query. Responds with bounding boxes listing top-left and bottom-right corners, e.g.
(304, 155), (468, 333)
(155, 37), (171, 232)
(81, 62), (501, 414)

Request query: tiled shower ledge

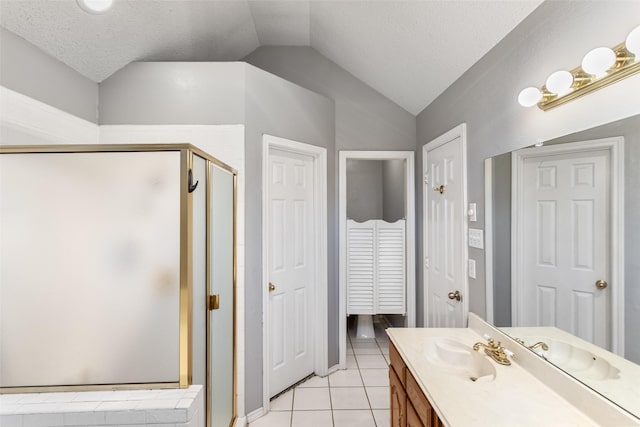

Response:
(0, 385), (203, 427)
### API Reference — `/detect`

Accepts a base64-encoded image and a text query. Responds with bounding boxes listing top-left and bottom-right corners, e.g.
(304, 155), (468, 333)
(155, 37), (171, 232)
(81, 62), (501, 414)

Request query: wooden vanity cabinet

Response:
(390, 342), (443, 427)
(390, 366), (406, 427)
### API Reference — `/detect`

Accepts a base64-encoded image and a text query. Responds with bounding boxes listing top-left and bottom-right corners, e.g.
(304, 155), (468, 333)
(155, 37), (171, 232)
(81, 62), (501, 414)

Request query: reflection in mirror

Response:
(485, 114), (640, 418)
(502, 325), (640, 418)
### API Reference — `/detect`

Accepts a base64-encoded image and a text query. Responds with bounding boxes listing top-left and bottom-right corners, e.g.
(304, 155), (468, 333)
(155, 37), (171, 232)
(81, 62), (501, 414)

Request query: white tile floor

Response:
(250, 317), (391, 427)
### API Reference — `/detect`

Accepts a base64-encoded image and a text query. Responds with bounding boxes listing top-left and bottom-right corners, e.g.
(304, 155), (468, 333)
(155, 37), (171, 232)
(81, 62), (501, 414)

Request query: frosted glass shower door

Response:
(208, 164), (235, 427)
(0, 151), (181, 388)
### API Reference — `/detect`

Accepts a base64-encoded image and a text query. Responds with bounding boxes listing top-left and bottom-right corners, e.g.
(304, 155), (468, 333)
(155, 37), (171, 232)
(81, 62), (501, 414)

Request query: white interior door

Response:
(268, 148), (315, 397)
(425, 133), (466, 327)
(517, 148), (611, 348)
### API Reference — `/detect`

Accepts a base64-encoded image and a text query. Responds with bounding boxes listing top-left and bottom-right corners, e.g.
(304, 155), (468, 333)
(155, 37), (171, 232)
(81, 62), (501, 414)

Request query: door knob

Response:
(268, 282), (276, 292)
(433, 185), (445, 194)
(595, 280), (608, 290)
(448, 290), (461, 302)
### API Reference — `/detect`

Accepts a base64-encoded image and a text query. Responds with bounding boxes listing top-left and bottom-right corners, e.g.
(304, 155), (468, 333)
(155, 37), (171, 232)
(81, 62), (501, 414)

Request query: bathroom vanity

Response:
(387, 313), (640, 426)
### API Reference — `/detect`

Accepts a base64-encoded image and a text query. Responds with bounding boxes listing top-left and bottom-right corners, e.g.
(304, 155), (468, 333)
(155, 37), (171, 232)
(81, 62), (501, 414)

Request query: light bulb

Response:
(581, 47), (616, 77)
(545, 70), (573, 95)
(626, 25), (640, 55)
(518, 87), (542, 107)
(77, 0), (113, 14)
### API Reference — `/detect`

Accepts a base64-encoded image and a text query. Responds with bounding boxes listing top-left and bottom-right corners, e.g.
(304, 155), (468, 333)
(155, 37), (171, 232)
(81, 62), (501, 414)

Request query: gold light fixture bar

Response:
(518, 24), (640, 111)
(538, 42), (639, 111)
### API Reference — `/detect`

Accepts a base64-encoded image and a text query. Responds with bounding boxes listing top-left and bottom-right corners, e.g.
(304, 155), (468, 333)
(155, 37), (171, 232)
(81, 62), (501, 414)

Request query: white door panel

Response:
(426, 135), (465, 328)
(518, 148), (611, 348)
(268, 148), (315, 397)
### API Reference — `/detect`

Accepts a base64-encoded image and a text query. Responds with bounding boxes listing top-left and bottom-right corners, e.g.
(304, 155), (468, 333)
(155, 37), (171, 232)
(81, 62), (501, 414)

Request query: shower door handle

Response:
(209, 294), (220, 310)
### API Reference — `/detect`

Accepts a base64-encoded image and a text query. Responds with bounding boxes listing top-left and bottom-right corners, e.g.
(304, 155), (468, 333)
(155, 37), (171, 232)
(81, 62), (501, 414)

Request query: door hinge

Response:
(424, 173), (430, 185)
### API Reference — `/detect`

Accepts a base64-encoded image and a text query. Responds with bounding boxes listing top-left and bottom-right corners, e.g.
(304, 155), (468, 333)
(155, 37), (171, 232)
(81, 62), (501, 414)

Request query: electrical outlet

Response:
(468, 228), (484, 249)
(468, 259), (476, 279)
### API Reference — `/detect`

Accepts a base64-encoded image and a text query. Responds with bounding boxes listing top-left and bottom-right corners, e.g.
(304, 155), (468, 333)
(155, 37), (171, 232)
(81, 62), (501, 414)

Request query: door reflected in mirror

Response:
(484, 114), (640, 419)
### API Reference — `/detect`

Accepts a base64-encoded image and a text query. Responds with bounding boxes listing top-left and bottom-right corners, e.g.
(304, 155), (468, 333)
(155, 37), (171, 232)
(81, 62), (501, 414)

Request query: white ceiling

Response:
(0, 0), (543, 115)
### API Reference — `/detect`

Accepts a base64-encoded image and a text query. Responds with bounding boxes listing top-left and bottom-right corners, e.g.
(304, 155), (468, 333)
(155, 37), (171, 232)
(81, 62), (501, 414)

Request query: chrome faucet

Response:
(473, 337), (511, 366)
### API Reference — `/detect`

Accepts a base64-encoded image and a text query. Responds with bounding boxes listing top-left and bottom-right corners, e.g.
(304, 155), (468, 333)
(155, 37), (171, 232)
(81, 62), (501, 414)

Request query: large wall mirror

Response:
(485, 114), (640, 418)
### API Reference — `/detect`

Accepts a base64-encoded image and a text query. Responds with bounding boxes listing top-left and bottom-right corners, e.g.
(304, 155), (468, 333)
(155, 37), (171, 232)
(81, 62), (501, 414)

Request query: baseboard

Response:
(246, 407), (265, 424)
(326, 363), (342, 375)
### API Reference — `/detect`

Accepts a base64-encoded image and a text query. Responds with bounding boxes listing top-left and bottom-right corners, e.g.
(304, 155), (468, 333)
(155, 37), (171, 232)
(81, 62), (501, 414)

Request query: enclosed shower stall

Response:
(0, 144), (236, 427)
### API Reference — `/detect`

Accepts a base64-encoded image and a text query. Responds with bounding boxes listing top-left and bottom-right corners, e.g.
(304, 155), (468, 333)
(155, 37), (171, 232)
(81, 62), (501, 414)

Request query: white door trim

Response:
(511, 137), (625, 355)
(261, 134), (328, 411)
(338, 150), (416, 368)
(422, 123), (469, 327)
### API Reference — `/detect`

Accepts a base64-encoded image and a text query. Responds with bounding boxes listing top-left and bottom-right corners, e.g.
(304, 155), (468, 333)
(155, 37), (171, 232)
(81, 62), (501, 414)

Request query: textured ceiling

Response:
(0, 0), (542, 115)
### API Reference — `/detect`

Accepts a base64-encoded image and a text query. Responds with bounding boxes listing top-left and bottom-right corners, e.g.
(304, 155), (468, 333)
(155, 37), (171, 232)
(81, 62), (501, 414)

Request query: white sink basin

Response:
(520, 336), (619, 380)
(424, 338), (497, 382)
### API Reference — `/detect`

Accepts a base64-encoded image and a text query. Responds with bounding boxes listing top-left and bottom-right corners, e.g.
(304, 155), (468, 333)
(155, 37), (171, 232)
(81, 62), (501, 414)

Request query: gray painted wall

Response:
(99, 62), (246, 125)
(346, 160), (384, 221)
(383, 159), (405, 222)
(244, 46), (416, 151)
(346, 159), (406, 222)
(490, 153), (512, 327)
(0, 27), (98, 123)
(416, 1), (640, 326)
(244, 64), (335, 412)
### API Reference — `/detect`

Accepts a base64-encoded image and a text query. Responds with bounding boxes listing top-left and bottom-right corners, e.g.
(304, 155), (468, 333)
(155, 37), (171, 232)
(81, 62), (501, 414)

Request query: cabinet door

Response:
(390, 342), (406, 387)
(390, 366), (407, 427)
(407, 369), (446, 427)
(407, 400), (424, 427)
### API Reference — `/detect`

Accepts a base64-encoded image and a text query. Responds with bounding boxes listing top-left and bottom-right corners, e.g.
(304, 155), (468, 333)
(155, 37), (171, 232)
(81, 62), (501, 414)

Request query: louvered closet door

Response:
(377, 221), (406, 314)
(347, 220), (375, 314)
(347, 220), (406, 315)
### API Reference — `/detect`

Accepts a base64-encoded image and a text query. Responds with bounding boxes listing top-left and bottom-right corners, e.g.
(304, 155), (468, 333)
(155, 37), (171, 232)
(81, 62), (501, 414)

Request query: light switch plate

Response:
(468, 228), (484, 249)
(468, 259), (476, 279)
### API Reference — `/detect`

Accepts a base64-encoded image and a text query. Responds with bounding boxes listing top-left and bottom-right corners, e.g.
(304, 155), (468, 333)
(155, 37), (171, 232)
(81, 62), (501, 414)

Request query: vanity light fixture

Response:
(581, 47), (616, 77)
(545, 70), (574, 95)
(77, 0), (113, 14)
(519, 24), (640, 111)
(517, 87), (543, 107)
(627, 25), (640, 55)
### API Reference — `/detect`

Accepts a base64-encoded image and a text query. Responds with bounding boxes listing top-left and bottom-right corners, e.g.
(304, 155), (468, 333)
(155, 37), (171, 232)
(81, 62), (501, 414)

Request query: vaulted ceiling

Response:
(0, 0), (543, 114)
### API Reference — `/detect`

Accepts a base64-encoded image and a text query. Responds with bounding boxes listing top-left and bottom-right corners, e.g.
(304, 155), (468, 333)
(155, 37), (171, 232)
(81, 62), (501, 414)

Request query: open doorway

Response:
(338, 151), (415, 369)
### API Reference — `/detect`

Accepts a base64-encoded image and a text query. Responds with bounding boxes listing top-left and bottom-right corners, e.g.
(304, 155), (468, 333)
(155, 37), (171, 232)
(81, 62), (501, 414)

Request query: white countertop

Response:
(388, 327), (602, 426)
